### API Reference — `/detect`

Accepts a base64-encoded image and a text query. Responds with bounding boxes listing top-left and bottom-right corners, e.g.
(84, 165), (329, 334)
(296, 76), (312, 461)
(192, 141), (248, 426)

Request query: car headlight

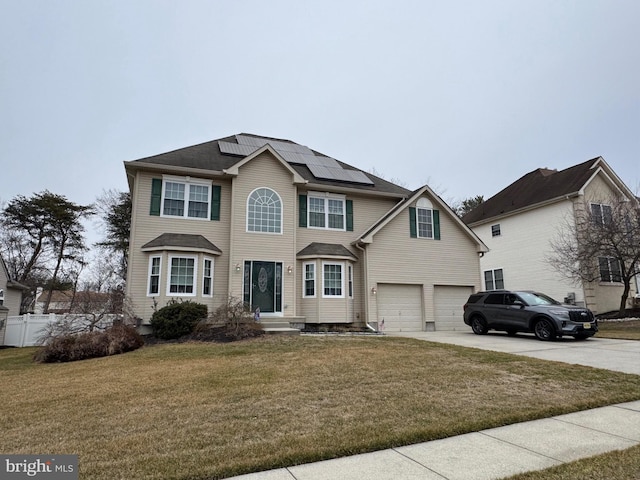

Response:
(549, 309), (570, 318)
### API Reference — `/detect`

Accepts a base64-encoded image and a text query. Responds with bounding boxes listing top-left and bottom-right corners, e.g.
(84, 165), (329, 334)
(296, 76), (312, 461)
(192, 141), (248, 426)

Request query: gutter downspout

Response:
(355, 242), (376, 332)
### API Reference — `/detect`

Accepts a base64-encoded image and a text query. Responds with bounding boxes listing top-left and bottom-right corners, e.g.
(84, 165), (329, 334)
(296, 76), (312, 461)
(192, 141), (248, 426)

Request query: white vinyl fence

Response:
(3, 314), (117, 347)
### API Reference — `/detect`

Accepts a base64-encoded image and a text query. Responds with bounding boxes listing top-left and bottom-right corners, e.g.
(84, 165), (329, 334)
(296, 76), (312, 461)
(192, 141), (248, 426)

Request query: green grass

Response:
(1, 336), (639, 479)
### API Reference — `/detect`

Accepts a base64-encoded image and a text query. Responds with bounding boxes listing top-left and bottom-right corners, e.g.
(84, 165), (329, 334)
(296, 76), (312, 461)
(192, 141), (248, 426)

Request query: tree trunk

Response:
(619, 281), (631, 317)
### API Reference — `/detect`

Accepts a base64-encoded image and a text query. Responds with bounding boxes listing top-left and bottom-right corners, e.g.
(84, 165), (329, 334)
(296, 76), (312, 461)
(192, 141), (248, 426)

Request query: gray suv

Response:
(463, 290), (597, 341)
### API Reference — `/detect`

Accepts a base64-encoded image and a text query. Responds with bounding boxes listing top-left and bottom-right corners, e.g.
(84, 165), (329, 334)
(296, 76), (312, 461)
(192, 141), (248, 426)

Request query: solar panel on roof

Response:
(222, 135), (374, 185)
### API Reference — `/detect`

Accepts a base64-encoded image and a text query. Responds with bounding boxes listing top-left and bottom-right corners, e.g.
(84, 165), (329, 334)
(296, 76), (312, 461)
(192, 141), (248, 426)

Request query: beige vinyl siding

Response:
(0, 266), (23, 316)
(126, 170), (232, 322)
(296, 193), (397, 324)
(579, 172), (638, 313)
(366, 194), (481, 324)
(228, 152), (298, 315)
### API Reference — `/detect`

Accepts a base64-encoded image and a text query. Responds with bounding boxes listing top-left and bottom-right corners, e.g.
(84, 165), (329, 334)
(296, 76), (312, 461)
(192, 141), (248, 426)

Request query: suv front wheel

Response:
(471, 316), (488, 335)
(534, 318), (556, 341)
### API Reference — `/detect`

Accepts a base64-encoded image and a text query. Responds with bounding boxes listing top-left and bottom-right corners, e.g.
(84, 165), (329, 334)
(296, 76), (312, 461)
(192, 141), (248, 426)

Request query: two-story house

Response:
(124, 133), (488, 332)
(463, 157), (638, 314)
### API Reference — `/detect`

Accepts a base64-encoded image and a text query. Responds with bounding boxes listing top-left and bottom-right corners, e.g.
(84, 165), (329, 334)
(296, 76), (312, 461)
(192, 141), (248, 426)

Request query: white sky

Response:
(2, 0), (639, 223)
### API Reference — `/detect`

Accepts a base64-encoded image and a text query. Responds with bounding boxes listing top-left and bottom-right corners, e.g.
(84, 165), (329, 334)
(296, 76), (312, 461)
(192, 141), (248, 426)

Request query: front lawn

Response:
(1, 336), (639, 480)
(597, 319), (640, 340)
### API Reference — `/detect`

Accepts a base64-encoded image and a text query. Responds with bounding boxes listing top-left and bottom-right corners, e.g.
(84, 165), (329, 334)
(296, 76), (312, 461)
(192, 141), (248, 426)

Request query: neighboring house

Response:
(34, 290), (114, 315)
(124, 133), (488, 332)
(0, 255), (28, 343)
(462, 157), (638, 314)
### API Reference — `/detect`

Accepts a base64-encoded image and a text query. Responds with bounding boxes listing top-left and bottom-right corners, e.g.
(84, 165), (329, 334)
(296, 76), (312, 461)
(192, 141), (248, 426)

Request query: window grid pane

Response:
(170, 258), (195, 294)
(304, 264), (315, 297)
(324, 264), (342, 296)
(417, 208), (433, 238)
(164, 182), (185, 216)
(309, 197), (325, 227)
(203, 259), (212, 296)
(248, 188), (282, 233)
(188, 185), (209, 218)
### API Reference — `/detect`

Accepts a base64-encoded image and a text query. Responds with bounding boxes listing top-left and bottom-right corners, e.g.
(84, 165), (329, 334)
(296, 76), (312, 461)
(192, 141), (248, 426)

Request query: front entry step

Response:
(259, 320), (300, 336)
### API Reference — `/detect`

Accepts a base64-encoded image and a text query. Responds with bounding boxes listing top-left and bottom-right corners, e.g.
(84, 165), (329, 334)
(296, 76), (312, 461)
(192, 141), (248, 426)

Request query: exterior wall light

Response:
(235, 263), (241, 272)
(287, 265), (293, 274)
(371, 287), (377, 295)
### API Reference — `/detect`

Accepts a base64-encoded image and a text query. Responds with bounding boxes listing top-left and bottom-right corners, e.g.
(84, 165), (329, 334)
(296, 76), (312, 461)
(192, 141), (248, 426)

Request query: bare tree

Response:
(549, 195), (640, 316)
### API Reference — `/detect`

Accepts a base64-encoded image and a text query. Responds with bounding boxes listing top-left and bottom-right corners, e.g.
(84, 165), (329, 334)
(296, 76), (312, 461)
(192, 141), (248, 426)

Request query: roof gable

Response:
(357, 185), (488, 252)
(462, 157), (608, 225)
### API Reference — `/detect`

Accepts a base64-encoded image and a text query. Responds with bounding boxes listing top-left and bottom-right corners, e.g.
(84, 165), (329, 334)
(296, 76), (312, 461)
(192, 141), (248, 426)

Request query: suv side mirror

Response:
(513, 300), (525, 308)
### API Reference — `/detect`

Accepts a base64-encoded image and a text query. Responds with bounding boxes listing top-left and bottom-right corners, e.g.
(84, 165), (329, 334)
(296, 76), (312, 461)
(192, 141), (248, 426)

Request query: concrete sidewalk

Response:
(227, 400), (640, 480)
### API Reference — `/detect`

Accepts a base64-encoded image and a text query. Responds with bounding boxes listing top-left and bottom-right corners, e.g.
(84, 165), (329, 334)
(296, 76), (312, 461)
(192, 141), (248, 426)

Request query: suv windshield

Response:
(517, 291), (560, 306)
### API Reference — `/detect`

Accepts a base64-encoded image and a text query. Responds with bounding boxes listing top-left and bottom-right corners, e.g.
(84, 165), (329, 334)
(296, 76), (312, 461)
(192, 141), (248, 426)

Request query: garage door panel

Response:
(434, 286), (472, 331)
(377, 284), (423, 332)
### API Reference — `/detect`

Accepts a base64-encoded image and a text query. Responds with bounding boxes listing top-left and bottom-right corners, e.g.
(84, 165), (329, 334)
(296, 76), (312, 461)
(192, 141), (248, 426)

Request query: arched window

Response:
(247, 188), (282, 233)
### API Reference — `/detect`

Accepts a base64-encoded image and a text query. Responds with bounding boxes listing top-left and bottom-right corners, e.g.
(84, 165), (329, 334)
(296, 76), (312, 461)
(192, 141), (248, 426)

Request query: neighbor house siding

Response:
(366, 194), (481, 327)
(126, 170), (232, 322)
(476, 200), (584, 306)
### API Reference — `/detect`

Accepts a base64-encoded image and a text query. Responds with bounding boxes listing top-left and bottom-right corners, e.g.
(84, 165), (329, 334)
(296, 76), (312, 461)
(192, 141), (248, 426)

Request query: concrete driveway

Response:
(387, 330), (640, 375)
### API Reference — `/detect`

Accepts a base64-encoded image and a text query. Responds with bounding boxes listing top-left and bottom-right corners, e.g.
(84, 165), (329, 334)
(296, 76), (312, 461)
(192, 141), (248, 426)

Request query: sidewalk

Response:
(227, 400), (640, 480)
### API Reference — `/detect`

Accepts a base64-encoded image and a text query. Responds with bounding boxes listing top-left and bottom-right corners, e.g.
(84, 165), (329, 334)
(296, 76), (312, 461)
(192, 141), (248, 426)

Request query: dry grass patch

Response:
(597, 319), (640, 340)
(503, 443), (640, 480)
(1, 336), (639, 480)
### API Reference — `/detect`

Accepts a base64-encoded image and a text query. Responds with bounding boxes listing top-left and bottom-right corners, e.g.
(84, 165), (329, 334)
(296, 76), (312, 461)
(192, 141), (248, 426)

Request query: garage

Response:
(433, 285), (473, 331)
(377, 284), (423, 332)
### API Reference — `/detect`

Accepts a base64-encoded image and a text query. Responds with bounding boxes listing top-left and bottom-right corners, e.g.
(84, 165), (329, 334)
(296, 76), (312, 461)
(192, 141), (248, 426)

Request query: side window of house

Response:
(298, 193), (354, 231)
(203, 258), (214, 297)
(599, 257), (622, 283)
(591, 203), (612, 226)
(0, 288), (4, 306)
(484, 269), (504, 290)
(303, 262), (316, 298)
(409, 198), (441, 240)
(147, 256), (161, 296)
(150, 177), (221, 221)
(247, 188), (282, 233)
(491, 224), (501, 237)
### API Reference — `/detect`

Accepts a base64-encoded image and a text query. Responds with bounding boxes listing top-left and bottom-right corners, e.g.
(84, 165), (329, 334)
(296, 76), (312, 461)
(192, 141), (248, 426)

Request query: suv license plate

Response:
(583, 323), (591, 329)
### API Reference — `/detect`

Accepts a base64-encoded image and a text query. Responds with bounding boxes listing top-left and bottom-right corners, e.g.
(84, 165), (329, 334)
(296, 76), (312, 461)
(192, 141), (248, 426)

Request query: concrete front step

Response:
(260, 320), (300, 335)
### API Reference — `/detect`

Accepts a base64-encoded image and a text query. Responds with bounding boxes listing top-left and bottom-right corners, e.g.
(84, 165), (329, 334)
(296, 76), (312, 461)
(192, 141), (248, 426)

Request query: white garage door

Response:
(377, 284), (423, 332)
(434, 286), (473, 331)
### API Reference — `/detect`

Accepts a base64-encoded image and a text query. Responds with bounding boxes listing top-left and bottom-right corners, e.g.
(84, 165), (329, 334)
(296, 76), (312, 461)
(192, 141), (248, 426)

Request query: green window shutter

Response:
(433, 209), (441, 240)
(210, 185), (221, 221)
(150, 178), (162, 216)
(409, 207), (417, 238)
(346, 199), (353, 231)
(299, 195), (307, 228)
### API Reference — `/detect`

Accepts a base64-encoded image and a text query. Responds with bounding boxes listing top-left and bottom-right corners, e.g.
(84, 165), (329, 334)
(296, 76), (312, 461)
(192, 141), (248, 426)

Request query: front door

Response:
(243, 261), (282, 315)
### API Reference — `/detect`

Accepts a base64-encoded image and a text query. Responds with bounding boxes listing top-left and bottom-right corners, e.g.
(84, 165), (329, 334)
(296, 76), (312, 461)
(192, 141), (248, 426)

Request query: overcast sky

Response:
(2, 0), (639, 224)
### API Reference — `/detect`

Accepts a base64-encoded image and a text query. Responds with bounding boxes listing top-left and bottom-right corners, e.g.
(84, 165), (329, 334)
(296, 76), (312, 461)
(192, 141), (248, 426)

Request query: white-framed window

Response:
(491, 224), (501, 237)
(308, 193), (345, 230)
(247, 187), (282, 233)
(416, 198), (434, 239)
(303, 262), (316, 298)
(348, 265), (353, 298)
(484, 268), (504, 290)
(322, 262), (344, 298)
(599, 257), (622, 283)
(147, 256), (162, 296)
(167, 255), (197, 296)
(0, 288), (4, 306)
(162, 176), (212, 220)
(203, 258), (214, 297)
(591, 203), (612, 226)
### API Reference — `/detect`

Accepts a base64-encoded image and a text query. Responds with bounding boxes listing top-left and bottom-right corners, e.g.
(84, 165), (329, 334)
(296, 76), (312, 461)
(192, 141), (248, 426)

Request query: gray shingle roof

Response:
(297, 242), (358, 260)
(141, 233), (222, 254)
(462, 157), (601, 225)
(126, 133), (411, 197)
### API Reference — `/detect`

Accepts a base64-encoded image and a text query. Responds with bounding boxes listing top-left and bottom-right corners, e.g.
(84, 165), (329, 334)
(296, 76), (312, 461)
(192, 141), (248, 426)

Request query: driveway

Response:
(387, 331), (640, 375)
